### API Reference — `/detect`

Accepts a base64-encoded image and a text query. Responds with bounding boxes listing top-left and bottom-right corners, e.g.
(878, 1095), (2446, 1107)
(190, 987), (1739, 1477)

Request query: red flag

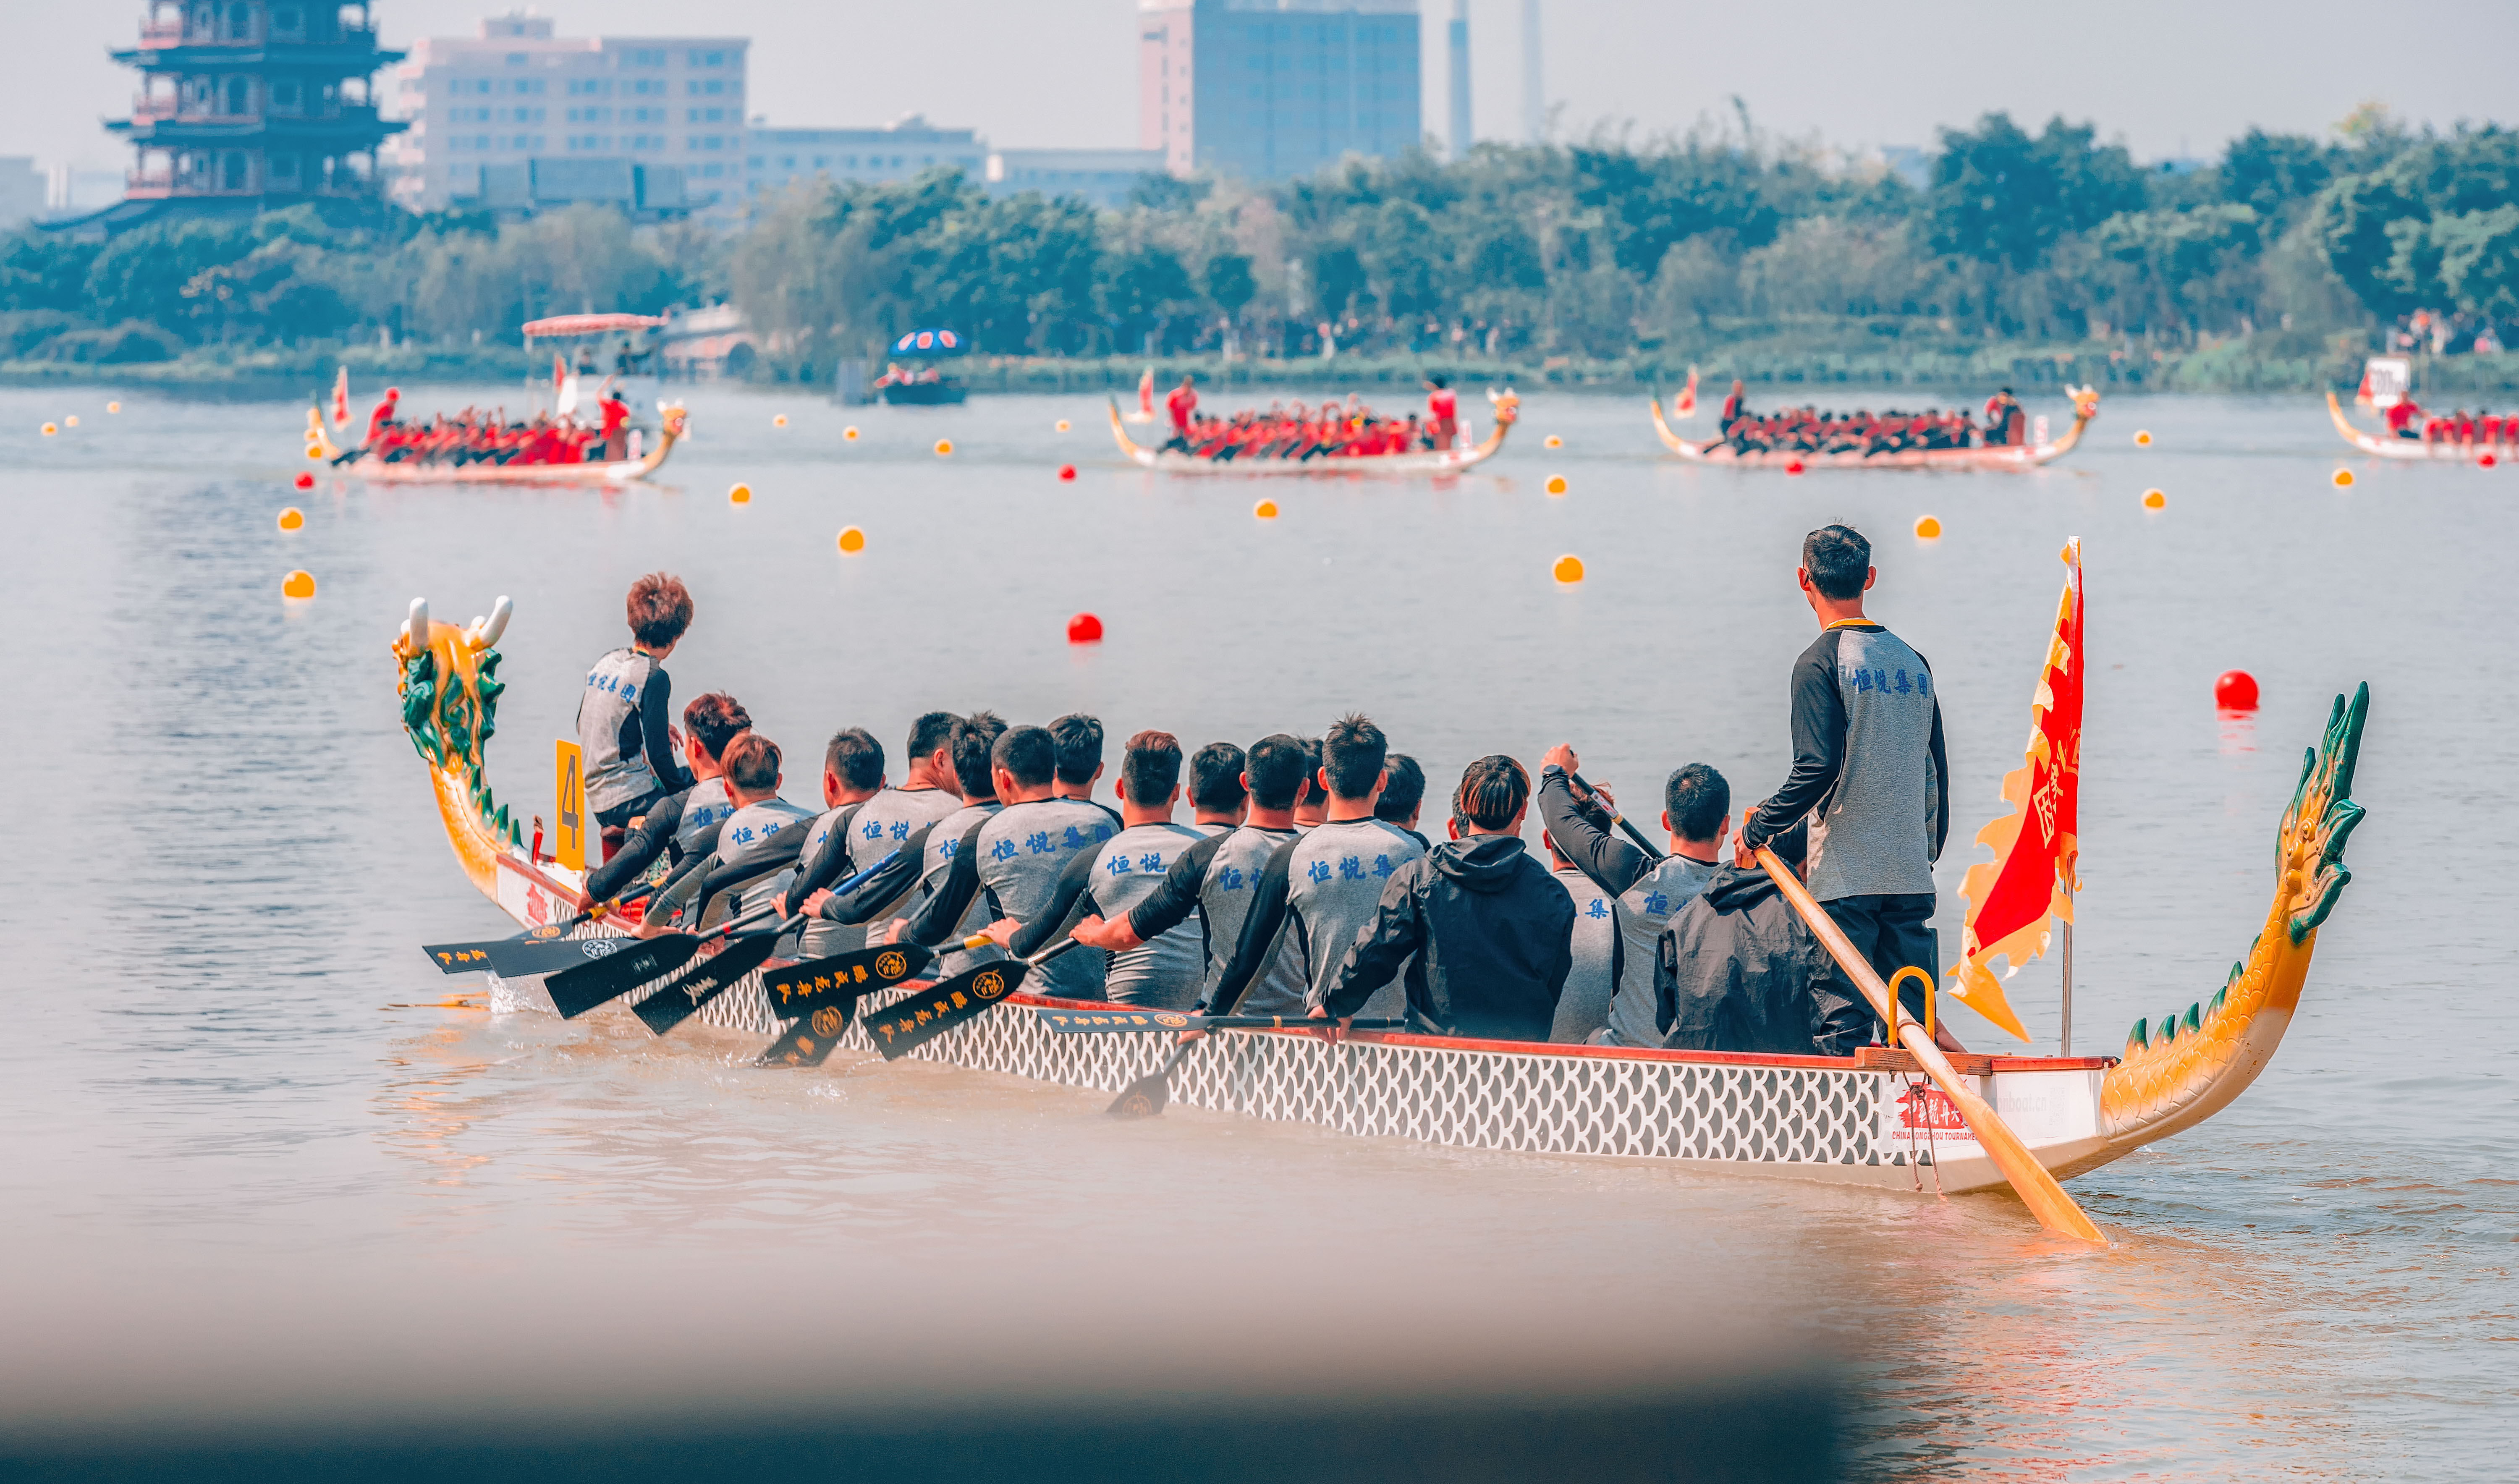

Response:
(553, 353), (568, 393)
(1949, 539), (2083, 1041)
(330, 367), (350, 428)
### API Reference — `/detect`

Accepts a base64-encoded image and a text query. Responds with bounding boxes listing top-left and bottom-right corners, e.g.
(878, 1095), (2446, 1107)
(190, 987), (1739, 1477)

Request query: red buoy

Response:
(1067, 612), (1103, 645)
(1058, 464), (1077, 481)
(2214, 670), (2260, 711)
(1784, 459), (1806, 475)
(2482, 452), (2500, 469)
(293, 471), (314, 490)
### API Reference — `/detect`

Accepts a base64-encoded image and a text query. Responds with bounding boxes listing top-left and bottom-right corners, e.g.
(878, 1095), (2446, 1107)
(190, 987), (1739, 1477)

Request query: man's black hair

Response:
(1048, 713), (1105, 786)
(950, 711), (1006, 798)
(722, 734), (780, 793)
(992, 725), (1058, 790)
(1375, 754), (1426, 824)
(682, 693), (752, 761)
(1455, 754), (1529, 832)
(824, 727), (883, 793)
(1120, 730), (1184, 806)
(1664, 763), (1729, 844)
(1321, 715), (1385, 800)
(1427, 373), (1449, 388)
(1189, 742), (1247, 812)
(1802, 524), (1872, 601)
(1299, 737), (1323, 795)
(906, 710), (959, 763)
(1245, 734), (1309, 811)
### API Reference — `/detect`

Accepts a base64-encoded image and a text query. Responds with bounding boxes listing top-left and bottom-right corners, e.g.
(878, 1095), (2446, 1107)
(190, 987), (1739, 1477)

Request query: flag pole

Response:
(2060, 884), (2074, 1056)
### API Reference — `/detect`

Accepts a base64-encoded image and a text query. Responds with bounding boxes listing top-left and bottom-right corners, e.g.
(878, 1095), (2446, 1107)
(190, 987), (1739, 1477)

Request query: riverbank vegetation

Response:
(4, 104), (2512, 393)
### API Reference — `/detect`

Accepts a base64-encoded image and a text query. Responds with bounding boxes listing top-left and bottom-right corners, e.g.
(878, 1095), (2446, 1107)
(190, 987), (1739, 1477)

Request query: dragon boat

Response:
(1651, 378), (2102, 471)
(304, 402), (689, 486)
(1109, 390), (1518, 475)
(395, 594), (2368, 1201)
(2325, 392), (2510, 464)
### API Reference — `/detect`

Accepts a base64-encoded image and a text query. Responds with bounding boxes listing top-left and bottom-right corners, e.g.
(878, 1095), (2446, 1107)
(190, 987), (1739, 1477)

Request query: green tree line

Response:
(3, 105), (2511, 376)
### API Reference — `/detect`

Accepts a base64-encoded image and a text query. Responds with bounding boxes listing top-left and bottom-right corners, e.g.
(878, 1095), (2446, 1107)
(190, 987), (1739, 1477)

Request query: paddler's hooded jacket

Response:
(1652, 863), (1832, 1055)
(1320, 834), (1575, 1042)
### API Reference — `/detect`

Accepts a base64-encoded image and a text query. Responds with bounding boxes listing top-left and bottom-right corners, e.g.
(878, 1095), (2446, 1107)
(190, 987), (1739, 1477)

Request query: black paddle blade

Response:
(1106, 1044), (1194, 1119)
(545, 934), (703, 1019)
(859, 958), (1032, 1060)
(754, 999), (858, 1069)
(630, 931), (782, 1036)
(422, 934), (639, 979)
(760, 942), (935, 1017)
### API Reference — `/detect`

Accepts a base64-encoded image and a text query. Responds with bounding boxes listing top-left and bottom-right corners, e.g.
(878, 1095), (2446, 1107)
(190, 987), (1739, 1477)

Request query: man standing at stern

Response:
(1736, 524), (1956, 1055)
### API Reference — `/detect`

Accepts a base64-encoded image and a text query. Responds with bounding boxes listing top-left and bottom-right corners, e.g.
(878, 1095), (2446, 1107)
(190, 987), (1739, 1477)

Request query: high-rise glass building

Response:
(1140, 0), (1421, 181)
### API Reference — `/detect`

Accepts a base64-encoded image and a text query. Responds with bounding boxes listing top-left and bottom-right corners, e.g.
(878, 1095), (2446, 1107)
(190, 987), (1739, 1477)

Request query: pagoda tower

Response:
(103, 0), (406, 225)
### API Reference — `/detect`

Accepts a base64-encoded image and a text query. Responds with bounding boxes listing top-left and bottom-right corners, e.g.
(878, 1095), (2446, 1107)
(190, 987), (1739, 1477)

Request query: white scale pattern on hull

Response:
(485, 929), (1994, 1186)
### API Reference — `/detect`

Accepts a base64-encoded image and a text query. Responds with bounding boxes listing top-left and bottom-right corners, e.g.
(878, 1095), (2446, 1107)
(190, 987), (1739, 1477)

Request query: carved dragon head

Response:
(655, 402), (690, 442)
(1485, 387), (1521, 425)
(2066, 384), (2101, 422)
(392, 596), (520, 851)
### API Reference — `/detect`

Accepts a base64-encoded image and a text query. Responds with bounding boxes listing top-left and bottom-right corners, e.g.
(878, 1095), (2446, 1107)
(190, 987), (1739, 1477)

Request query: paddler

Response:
(779, 727), (887, 956)
(894, 725), (1116, 998)
(983, 730), (1214, 1009)
(1535, 749), (1731, 1048)
(1423, 374), (1459, 451)
(579, 573), (698, 859)
(1733, 525), (1961, 1054)
(1538, 798), (1623, 1044)
(1071, 735), (1309, 1015)
(1312, 755), (1574, 1042)
(1201, 715), (1424, 1021)
(643, 733), (814, 935)
(871, 711), (1008, 976)
(580, 691), (752, 903)
(1163, 374), (1199, 453)
(1049, 713), (1124, 827)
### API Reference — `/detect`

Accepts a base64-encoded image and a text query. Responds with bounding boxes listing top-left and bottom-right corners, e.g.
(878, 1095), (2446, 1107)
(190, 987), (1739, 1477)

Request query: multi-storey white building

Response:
(383, 13), (747, 215)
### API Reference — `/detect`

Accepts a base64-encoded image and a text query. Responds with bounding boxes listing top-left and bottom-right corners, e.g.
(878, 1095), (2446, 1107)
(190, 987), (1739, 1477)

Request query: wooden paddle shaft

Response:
(1753, 848), (2105, 1245)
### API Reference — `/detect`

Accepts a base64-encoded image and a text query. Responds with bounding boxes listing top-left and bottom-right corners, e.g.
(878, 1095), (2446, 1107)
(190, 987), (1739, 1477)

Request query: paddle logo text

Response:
(810, 1006), (845, 1037)
(874, 950), (909, 980)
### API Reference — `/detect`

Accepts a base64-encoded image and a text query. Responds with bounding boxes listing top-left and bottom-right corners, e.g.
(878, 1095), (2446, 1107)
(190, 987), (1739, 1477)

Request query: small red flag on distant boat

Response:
(331, 367), (351, 429)
(1950, 538), (2084, 1041)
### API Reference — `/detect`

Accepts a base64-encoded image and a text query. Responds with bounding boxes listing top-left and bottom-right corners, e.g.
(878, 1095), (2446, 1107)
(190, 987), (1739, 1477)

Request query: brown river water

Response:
(0, 381), (2509, 1480)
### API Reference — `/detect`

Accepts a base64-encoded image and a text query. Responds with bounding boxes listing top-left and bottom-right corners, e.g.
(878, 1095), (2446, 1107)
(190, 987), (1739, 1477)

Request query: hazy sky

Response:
(7, 0), (2511, 173)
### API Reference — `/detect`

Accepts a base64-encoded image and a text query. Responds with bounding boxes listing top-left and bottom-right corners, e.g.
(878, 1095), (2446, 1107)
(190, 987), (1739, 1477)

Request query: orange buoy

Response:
(2134, 430), (2153, 446)
(1783, 459), (1805, 475)
(2332, 468), (2355, 487)
(843, 426), (861, 441)
(934, 439), (954, 457)
(65, 416), (79, 428)
(1254, 499), (1278, 520)
(1552, 554), (1585, 584)
(1055, 419), (1072, 432)
(306, 445), (324, 461)
(278, 507), (305, 531)
(2142, 488), (2166, 509)
(1544, 474), (1568, 496)
(1914, 516), (1942, 539)
(1067, 612), (1104, 644)
(1058, 464), (1077, 481)
(1543, 435), (1563, 449)
(294, 471), (315, 490)
(41, 423), (57, 436)
(837, 526), (865, 553)
(106, 401), (121, 414)
(729, 483), (752, 504)
(281, 570), (317, 599)
(2214, 670), (2259, 711)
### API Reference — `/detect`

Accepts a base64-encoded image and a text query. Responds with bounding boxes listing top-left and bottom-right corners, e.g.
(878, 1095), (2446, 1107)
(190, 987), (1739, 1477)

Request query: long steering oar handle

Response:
(1752, 847), (2105, 1245)
(1570, 770), (1666, 863)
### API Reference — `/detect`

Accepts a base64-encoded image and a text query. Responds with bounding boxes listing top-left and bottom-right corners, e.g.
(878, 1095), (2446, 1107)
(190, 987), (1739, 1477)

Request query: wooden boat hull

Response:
(2327, 392), (2512, 463)
(1110, 393), (1517, 475)
(1652, 388), (2099, 471)
(396, 595), (2366, 1207)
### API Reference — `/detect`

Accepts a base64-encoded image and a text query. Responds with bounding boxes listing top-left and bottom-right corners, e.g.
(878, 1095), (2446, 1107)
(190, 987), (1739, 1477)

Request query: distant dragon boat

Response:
(1651, 369), (2101, 471)
(395, 590), (2372, 1204)
(305, 402), (689, 486)
(2327, 358), (2511, 463)
(1109, 389), (1518, 475)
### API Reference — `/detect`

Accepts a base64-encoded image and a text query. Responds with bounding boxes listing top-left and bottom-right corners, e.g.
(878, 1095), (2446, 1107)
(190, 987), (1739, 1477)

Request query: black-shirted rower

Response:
(1376, 752), (1431, 849)
(780, 727), (886, 955)
(1050, 712), (1125, 830)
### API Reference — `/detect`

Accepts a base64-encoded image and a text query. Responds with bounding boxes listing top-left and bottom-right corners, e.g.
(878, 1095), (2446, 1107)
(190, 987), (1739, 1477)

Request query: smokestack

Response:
(1447, 0), (1472, 161)
(1520, 0), (1543, 144)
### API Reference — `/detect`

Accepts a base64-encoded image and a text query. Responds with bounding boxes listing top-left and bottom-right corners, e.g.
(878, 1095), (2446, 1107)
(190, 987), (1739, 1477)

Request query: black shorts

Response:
(1809, 892), (1937, 1055)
